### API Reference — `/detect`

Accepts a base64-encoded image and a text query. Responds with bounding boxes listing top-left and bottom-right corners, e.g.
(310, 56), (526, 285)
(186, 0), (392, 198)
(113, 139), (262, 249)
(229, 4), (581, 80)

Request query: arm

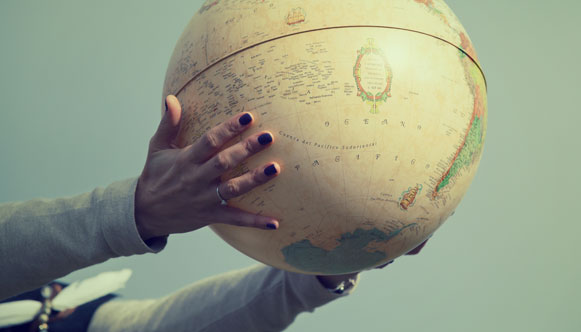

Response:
(88, 265), (358, 332)
(0, 178), (164, 300)
(0, 95), (280, 300)
(86, 214), (428, 332)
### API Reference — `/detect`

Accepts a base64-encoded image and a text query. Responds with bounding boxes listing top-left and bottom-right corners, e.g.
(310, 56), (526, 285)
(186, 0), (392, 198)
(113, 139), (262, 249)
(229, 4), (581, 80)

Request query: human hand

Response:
(373, 238), (430, 269)
(134, 95), (281, 241)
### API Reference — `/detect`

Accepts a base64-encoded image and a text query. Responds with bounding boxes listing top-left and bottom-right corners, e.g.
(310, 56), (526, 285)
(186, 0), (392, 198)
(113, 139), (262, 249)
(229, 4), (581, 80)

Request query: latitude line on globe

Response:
(172, 24), (487, 97)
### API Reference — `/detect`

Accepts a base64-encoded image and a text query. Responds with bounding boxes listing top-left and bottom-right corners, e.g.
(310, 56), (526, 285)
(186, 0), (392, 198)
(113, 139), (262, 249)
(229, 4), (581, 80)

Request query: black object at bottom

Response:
(0, 282), (117, 332)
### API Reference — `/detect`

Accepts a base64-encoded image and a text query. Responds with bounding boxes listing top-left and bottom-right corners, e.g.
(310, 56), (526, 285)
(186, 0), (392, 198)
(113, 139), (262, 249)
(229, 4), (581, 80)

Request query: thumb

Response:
(149, 95), (182, 152)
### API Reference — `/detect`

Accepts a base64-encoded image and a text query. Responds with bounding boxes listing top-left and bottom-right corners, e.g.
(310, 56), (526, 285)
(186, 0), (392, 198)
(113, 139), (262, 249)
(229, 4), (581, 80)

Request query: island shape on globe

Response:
(162, 0), (487, 275)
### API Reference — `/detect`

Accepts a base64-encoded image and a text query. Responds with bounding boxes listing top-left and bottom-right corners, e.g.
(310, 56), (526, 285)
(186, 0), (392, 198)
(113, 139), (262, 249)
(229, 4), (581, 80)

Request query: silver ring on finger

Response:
(216, 185), (228, 206)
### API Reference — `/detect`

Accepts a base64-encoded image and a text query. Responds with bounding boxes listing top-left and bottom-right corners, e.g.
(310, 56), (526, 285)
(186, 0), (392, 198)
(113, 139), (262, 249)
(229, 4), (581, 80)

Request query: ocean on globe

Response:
(162, 0), (487, 275)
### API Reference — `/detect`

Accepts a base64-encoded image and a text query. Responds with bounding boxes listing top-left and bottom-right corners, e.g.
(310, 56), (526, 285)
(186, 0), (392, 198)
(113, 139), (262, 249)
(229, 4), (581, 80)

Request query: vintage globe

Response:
(162, 0), (487, 275)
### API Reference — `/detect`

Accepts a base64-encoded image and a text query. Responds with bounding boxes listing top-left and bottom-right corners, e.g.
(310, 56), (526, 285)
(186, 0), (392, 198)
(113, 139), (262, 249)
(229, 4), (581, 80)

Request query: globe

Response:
(162, 0), (487, 275)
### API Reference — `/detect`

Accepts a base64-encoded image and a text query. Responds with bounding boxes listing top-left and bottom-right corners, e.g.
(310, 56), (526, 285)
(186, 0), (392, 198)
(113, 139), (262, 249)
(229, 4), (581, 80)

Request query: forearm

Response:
(0, 178), (164, 300)
(88, 265), (357, 332)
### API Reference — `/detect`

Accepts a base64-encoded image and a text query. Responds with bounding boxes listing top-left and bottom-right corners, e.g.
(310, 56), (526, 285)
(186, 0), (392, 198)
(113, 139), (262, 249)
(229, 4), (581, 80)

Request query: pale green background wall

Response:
(1, 1), (579, 331)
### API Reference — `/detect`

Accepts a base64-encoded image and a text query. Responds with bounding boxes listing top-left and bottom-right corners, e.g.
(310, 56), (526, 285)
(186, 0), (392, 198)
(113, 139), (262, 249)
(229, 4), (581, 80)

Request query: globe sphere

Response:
(162, 0), (487, 275)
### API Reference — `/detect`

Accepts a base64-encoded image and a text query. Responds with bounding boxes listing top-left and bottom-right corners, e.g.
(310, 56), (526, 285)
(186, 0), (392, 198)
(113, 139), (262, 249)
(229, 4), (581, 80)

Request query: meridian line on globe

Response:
(281, 224), (416, 274)
(172, 25), (486, 97)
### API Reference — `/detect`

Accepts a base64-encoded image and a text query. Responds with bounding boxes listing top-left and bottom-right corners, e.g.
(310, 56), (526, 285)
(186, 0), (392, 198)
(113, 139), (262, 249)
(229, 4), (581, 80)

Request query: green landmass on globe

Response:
(281, 224), (416, 274)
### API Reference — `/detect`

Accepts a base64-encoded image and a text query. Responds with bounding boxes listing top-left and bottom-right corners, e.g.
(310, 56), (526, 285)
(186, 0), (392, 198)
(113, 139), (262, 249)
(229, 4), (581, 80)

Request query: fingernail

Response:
(258, 133), (273, 145)
(164, 99), (168, 113)
(264, 164), (277, 176)
(239, 113), (252, 126)
(266, 222), (277, 230)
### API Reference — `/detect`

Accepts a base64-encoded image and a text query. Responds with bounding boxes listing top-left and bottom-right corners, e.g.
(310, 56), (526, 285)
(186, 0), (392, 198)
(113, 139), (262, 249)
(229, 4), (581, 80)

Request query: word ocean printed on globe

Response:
(162, 0), (487, 274)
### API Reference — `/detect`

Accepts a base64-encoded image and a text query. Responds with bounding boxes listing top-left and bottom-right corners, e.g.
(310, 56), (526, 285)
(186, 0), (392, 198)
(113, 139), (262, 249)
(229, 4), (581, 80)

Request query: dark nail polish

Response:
(164, 99), (168, 113)
(266, 223), (277, 230)
(264, 164), (277, 176)
(258, 133), (273, 145)
(239, 113), (252, 126)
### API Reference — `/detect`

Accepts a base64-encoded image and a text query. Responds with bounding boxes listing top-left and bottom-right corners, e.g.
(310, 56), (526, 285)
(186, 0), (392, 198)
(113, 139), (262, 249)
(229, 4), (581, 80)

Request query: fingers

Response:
(149, 95), (182, 152)
(406, 239), (428, 255)
(375, 239), (430, 269)
(200, 131), (274, 179)
(375, 260), (394, 269)
(217, 162), (280, 200)
(208, 161), (280, 231)
(214, 207), (279, 230)
(188, 112), (255, 163)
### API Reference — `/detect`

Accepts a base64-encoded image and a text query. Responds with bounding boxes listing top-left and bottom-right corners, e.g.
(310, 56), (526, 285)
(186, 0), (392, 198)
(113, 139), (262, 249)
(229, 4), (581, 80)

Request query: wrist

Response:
(134, 177), (158, 241)
(135, 213), (156, 241)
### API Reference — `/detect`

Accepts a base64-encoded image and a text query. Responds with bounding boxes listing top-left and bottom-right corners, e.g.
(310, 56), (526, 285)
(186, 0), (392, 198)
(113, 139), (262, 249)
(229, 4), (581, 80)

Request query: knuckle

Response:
(203, 132), (221, 150)
(225, 120), (239, 135)
(176, 150), (194, 173)
(249, 215), (262, 228)
(176, 166), (196, 188)
(233, 216), (256, 228)
(243, 139), (256, 154)
(252, 167), (267, 183)
(224, 181), (240, 196)
(213, 154), (230, 172)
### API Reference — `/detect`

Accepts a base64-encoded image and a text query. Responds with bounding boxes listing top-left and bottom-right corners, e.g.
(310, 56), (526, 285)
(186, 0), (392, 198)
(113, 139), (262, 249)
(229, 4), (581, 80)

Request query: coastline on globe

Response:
(281, 225), (416, 274)
(164, 0), (487, 275)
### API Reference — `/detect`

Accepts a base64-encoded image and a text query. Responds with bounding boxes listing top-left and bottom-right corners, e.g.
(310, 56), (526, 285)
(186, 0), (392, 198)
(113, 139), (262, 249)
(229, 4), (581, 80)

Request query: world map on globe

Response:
(162, 0), (487, 274)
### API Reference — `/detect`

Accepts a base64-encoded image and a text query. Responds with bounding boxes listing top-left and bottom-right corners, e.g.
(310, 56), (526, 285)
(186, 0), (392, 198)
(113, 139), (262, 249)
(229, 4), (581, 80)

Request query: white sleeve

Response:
(0, 178), (166, 300)
(88, 265), (358, 332)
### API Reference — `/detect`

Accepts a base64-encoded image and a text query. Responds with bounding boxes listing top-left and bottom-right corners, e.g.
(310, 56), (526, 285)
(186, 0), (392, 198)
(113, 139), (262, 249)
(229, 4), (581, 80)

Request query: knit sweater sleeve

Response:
(0, 178), (166, 300)
(88, 264), (358, 332)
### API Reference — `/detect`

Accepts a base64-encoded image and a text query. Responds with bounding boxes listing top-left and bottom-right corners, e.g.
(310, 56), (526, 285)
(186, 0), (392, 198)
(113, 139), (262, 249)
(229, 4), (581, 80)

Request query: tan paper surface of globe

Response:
(162, 0), (487, 275)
